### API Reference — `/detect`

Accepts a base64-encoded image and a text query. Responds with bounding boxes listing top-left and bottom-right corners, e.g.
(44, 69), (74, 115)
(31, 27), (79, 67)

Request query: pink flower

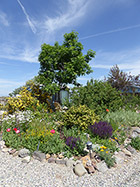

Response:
(6, 128), (11, 132)
(15, 130), (20, 134)
(50, 129), (55, 134)
(13, 128), (18, 131)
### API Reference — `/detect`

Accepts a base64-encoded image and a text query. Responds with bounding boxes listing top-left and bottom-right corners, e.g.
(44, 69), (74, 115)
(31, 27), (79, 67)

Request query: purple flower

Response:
(89, 121), (113, 138)
(65, 136), (80, 150)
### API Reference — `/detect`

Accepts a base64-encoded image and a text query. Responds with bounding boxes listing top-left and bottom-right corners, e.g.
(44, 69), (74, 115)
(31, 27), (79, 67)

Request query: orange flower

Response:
(106, 109), (109, 112)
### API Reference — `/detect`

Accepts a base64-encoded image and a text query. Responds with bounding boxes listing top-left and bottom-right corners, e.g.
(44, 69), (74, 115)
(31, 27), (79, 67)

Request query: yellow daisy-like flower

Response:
(100, 149), (104, 152)
(114, 137), (118, 140)
(106, 151), (109, 154)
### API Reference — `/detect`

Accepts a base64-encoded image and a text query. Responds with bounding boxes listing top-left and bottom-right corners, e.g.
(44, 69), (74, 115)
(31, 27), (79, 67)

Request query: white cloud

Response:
(91, 48), (140, 76)
(17, 0), (36, 34)
(0, 44), (39, 63)
(0, 11), (9, 26)
(80, 24), (140, 40)
(43, 0), (90, 33)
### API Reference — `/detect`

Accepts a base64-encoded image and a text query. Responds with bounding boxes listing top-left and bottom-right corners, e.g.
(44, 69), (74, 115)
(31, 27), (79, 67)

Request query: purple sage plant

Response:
(65, 136), (80, 150)
(89, 121), (113, 138)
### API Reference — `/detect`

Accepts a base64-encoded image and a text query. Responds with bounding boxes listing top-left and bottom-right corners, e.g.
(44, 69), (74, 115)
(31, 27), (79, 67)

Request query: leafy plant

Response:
(62, 105), (99, 130)
(89, 121), (113, 138)
(104, 110), (140, 127)
(97, 149), (116, 168)
(130, 137), (140, 150)
(69, 79), (123, 116)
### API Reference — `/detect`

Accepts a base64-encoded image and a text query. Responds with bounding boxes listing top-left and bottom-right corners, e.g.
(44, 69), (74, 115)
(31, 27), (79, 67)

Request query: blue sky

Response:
(0, 0), (140, 96)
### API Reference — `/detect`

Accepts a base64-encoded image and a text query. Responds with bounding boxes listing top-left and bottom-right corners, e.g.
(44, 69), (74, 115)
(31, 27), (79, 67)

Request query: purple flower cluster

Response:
(65, 136), (80, 150)
(89, 121), (113, 138)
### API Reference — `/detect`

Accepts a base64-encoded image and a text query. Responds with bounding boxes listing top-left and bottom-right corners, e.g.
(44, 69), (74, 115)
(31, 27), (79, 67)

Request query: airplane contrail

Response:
(80, 24), (140, 40)
(17, 0), (36, 34)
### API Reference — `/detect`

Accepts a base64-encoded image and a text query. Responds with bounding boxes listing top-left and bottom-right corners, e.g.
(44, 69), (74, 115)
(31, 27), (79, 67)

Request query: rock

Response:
(58, 154), (64, 159)
(74, 163), (87, 177)
(2, 147), (12, 153)
(46, 153), (51, 160)
(114, 151), (125, 165)
(22, 156), (31, 163)
(65, 159), (75, 167)
(13, 151), (19, 157)
(32, 151), (46, 162)
(126, 145), (137, 154)
(9, 149), (17, 154)
(131, 131), (140, 138)
(55, 159), (66, 165)
(18, 148), (30, 158)
(124, 138), (131, 146)
(0, 140), (5, 147)
(96, 161), (108, 173)
(132, 127), (140, 134)
(122, 148), (132, 157)
(85, 165), (96, 174)
(80, 155), (91, 167)
(131, 127), (140, 138)
(48, 157), (56, 163)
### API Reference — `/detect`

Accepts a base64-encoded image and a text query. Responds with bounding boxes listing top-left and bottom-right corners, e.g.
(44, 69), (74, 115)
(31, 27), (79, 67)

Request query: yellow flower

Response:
(106, 151), (109, 154)
(100, 149), (104, 152)
(114, 137), (118, 140)
(100, 146), (107, 149)
(109, 140), (111, 142)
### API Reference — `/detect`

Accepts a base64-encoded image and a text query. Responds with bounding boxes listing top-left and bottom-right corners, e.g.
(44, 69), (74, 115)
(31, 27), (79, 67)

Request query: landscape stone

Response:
(22, 156), (31, 163)
(126, 145), (137, 154)
(8, 149), (17, 154)
(74, 163), (87, 177)
(0, 140), (5, 147)
(55, 159), (66, 165)
(122, 148), (132, 157)
(12, 151), (19, 157)
(2, 148), (12, 153)
(96, 161), (108, 173)
(85, 165), (96, 174)
(46, 153), (51, 160)
(124, 138), (131, 146)
(48, 157), (56, 163)
(32, 151), (46, 162)
(18, 148), (30, 158)
(65, 159), (75, 167)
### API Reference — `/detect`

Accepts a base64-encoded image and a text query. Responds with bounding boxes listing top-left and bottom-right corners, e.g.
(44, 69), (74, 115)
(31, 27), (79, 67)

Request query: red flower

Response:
(6, 128), (11, 132)
(50, 129), (55, 134)
(13, 128), (18, 131)
(106, 109), (109, 112)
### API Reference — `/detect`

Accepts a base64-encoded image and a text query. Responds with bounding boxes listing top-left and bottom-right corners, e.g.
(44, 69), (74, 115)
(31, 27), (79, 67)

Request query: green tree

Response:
(38, 31), (96, 94)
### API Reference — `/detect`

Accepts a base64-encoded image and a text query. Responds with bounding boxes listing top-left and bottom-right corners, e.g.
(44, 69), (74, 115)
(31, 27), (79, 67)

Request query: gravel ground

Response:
(0, 151), (140, 187)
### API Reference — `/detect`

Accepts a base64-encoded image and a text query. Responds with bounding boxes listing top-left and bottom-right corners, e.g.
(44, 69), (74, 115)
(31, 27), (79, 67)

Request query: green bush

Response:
(130, 137), (140, 150)
(62, 105), (99, 130)
(104, 110), (140, 127)
(69, 79), (123, 116)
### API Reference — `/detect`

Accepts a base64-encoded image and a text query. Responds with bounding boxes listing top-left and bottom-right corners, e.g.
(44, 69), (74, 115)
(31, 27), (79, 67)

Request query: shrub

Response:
(130, 137), (140, 150)
(104, 110), (140, 127)
(69, 79), (123, 116)
(89, 121), (113, 138)
(62, 105), (99, 130)
(6, 87), (41, 114)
